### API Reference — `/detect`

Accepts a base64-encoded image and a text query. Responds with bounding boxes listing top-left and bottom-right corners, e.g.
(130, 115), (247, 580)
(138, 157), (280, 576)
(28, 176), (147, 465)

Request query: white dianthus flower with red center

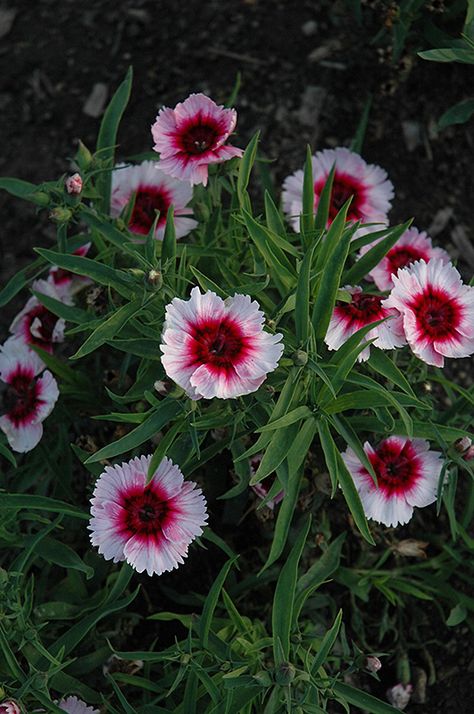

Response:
(89, 455), (207, 577)
(160, 287), (284, 400)
(324, 286), (406, 361)
(0, 701), (21, 714)
(10, 279), (69, 353)
(48, 243), (92, 298)
(0, 339), (59, 453)
(383, 259), (474, 367)
(341, 436), (443, 527)
(151, 93), (243, 186)
(282, 147), (393, 236)
(57, 696), (99, 714)
(111, 161), (198, 240)
(359, 226), (450, 291)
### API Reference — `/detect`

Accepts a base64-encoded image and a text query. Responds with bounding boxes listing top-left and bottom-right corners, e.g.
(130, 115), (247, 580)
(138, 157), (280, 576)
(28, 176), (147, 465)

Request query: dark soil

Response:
(1, 1), (473, 711)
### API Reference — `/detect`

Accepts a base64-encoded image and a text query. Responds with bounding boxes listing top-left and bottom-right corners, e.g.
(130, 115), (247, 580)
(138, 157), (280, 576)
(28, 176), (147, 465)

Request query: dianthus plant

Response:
(0, 69), (472, 714)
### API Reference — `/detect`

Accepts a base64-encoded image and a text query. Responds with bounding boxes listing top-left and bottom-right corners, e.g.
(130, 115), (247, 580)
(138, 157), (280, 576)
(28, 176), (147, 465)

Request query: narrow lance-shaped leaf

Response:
(310, 609), (343, 674)
(336, 448), (375, 545)
(272, 514), (312, 665)
(237, 131), (259, 206)
(96, 67), (133, 212)
(162, 204), (177, 267)
(301, 144), (315, 236)
(350, 94), (372, 154)
(314, 163), (335, 231)
(295, 243), (316, 345)
(199, 557), (238, 648)
(343, 219), (412, 286)
(312, 200), (354, 339)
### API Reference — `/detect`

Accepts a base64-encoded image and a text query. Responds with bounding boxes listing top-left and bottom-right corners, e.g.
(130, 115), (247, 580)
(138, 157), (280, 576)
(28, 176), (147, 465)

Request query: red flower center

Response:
(51, 267), (72, 286)
(369, 440), (420, 495)
(2, 371), (41, 426)
(26, 306), (59, 348)
(179, 118), (221, 155)
(336, 292), (384, 327)
(122, 487), (169, 536)
(129, 185), (171, 235)
(314, 172), (367, 222)
(188, 317), (249, 373)
(410, 287), (461, 340)
(387, 246), (427, 274)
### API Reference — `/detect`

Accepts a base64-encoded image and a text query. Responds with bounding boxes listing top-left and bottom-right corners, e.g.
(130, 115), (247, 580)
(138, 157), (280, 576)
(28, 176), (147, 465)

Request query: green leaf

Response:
(79, 206), (136, 256)
(85, 398), (182, 463)
(249, 422), (300, 485)
(314, 164), (335, 231)
(272, 514), (312, 665)
(301, 145), (315, 235)
(189, 266), (227, 298)
(162, 205), (177, 266)
(264, 190), (290, 243)
(199, 557), (237, 648)
(242, 209), (296, 289)
(310, 609), (342, 673)
(446, 603), (467, 627)
(0, 494), (88, 520)
(336, 449), (374, 544)
(312, 203), (353, 338)
(260, 463), (304, 572)
(332, 682), (401, 714)
(368, 348), (416, 397)
(35, 537), (94, 579)
(33, 290), (93, 325)
(71, 298), (145, 359)
(438, 98), (474, 129)
(35, 248), (134, 298)
(295, 243), (316, 344)
(294, 532), (346, 621)
(147, 418), (186, 482)
(343, 220), (412, 286)
(0, 440), (17, 467)
(96, 67), (133, 212)
(350, 95), (372, 154)
(255, 406), (312, 433)
(418, 47), (474, 64)
(237, 132), (259, 206)
(0, 177), (47, 206)
(0, 257), (46, 307)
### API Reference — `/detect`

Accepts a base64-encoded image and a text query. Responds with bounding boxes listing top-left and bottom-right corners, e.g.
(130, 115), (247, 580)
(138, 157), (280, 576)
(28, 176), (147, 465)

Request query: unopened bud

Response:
(275, 662), (296, 686)
(386, 683), (413, 710)
(49, 207), (72, 223)
(0, 700), (21, 714)
(148, 269), (162, 288)
(253, 670), (273, 686)
(366, 656), (382, 673)
(65, 172), (83, 195)
(193, 202), (210, 222)
(30, 191), (50, 207)
(292, 349), (308, 366)
(454, 436), (472, 454)
(75, 140), (93, 170)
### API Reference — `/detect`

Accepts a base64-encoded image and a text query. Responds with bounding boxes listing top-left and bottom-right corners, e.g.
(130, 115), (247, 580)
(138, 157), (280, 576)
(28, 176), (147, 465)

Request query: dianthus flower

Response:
(151, 93), (243, 186)
(160, 287), (284, 399)
(48, 243), (92, 298)
(110, 161), (197, 239)
(57, 696), (99, 714)
(89, 455), (207, 576)
(282, 147), (393, 235)
(341, 436), (443, 527)
(0, 339), (59, 452)
(383, 259), (474, 367)
(359, 226), (450, 291)
(0, 701), (21, 714)
(324, 286), (406, 361)
(10, 279), (69, 353)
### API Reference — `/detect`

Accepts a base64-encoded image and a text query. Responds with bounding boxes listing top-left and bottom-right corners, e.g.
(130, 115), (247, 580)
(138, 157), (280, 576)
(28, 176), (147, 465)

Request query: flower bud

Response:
(366, 656), (382, 673)
(30, 191), (50, 207)
(49, 207), (72, 223)
(275, 662), (296, 686)
(148, 269), (162, 288)
(386, 683), (413, 710)
(75, 140), (93, 170)
(0, 700), (21, 714)
(65, 172), (83, 195)
(292, 349), (308, 366)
